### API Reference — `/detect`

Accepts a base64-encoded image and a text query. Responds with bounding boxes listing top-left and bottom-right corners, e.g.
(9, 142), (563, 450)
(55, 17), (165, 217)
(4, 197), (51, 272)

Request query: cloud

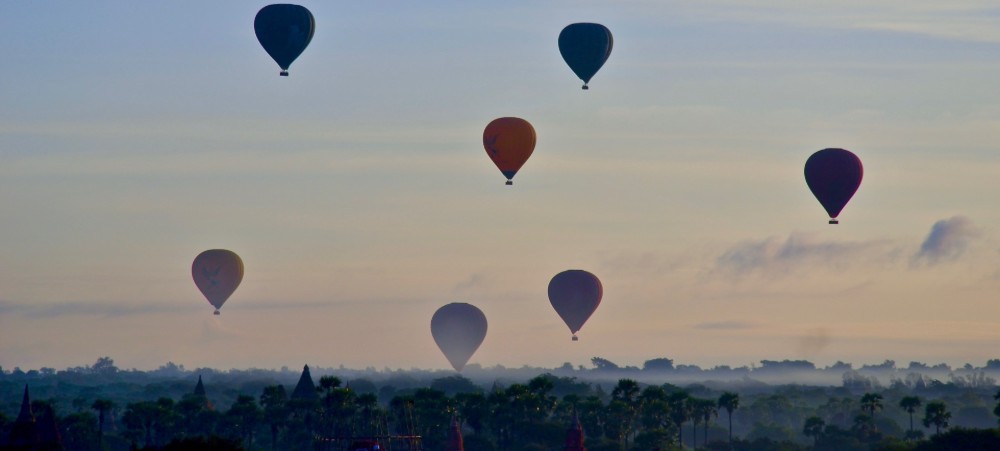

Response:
(715, 233), (897, 276)
(797, 328), (831, 357)
(0, 300), (196, 319)
(912, 216), (981, 265)
(694, 320), (757, 330)
(452, 273), (488, 294)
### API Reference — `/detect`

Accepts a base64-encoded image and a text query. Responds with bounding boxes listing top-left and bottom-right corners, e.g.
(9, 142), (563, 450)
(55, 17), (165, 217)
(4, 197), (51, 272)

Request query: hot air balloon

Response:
(192, 249), (244, 315)
(548, 270), (602, 341)
(558, 23), (613, 90)
(431, 303), (487, 371)
(804, 148), (863, 224)
(483, 117), (535, 186)
(254, 4), (315, 76)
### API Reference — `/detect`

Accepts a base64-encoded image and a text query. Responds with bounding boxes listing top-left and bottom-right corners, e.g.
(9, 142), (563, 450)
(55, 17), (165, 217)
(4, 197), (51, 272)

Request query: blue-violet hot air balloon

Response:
(548, 270), (603, 341)
(254, 4), (315, 76)
(431, 303), (488, 371)
(558, 23), (613, 90)
(804, 148), (863, 224)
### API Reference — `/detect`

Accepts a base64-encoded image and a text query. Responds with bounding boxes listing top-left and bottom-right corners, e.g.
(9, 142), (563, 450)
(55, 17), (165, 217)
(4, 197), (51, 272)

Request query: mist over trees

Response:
(2, 356), (1000, 450)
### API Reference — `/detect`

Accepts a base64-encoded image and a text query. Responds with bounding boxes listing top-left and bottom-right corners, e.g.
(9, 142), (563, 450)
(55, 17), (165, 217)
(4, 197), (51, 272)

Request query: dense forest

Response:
(2, 357), (1000, 450)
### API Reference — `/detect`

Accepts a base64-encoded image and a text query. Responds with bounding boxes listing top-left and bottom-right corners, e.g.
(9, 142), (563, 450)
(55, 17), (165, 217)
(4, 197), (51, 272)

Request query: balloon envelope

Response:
(192, 249), (244, 314)
(558, 23), (613, 89)
(483, 117), (536, 185)
(431, 303), (487, 372)
(548, 270), (602, 340)
(254, 4), (315, 76)
(804, 148), (863, 224)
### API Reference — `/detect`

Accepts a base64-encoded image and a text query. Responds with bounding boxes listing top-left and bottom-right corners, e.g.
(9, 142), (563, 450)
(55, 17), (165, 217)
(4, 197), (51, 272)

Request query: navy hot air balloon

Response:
(558, 23), (613, 90)
(548, 270), (603, 341)
(254, 4), (315, 76)
(804, 148), (863, 224)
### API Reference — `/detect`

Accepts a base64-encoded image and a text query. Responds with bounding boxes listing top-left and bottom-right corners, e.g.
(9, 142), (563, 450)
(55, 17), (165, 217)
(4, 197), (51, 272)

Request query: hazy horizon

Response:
(2, 2), (999, 373)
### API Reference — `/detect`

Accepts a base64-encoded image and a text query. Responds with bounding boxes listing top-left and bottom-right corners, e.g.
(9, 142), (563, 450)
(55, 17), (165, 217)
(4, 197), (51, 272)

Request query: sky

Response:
(1, 1), (999, 373)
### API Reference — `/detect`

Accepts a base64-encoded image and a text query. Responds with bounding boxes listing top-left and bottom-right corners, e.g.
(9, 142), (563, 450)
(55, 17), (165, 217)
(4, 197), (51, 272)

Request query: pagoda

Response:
(444, 415), (464, 451)
(564, 412), (586, 451)
(7, 385), (38, 446)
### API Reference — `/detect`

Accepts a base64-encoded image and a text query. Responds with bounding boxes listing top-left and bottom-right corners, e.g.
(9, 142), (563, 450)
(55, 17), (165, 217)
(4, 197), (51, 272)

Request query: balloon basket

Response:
(505, 180), (513, 186)
(582, 85), (589, 90)
(828, 219), (839, 224)
(572, 335), (578, 341)
(280, 71), (289, 76)
(214, 310), (220, 315)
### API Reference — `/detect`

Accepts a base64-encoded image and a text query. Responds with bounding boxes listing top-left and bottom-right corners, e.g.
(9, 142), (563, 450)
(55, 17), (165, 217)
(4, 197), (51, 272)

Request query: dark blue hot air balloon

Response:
(254, 4), (315, 76)
(548, 270), (603, 341)
(804, 148), (863, 224)
(558, 23), (613, 90)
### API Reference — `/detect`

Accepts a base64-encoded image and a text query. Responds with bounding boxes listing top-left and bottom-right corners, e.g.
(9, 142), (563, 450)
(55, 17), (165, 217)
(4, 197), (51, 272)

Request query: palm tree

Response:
(260, 384), (288, 451)
(802, 416), (825, 447)
(91, 398), (115, 451)
(611, 379), (641, 449)
(668, 392), (691, 448)
(922, 400), (950, 436)
(717, 392), (739, 446)
(898, 396), (921, 438)
(860, 392), (883, 431)
(994, 389), (1000, 426)
(696, 398), (718, 446)
(227, 395), (262, 449)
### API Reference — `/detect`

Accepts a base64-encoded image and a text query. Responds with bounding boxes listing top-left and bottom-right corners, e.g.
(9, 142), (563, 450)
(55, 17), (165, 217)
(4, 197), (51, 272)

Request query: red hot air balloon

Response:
(804, 148), (863, 224)
(548, 270), (602, 341)
(483, 117), (536, 186)
(431, 303), (487, 371)
(192, 250), (244, 315)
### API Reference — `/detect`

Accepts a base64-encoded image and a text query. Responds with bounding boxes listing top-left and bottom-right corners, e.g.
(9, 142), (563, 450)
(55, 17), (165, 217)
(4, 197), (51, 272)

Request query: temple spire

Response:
(445, 415), (464, 451)
(193, 375), (214, 410)
(291, 364), (318, 401)
(564, 411), (586, 451)
(8, 384), (38, 446)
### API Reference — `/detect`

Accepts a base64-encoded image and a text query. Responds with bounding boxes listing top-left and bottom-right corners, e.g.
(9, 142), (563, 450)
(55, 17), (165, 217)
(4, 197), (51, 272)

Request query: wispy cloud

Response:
(797, 328), (832, 357)
(912, 216), (981, 266)
(0, 300), (196, 319)
(694, 320), (758, 330)
(714, 233), (897, 277)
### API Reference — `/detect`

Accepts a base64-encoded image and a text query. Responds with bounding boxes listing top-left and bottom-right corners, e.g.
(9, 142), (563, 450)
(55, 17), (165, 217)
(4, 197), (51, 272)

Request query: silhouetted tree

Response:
(692, 398), (717, 447)
(61, 411), (98, 451)
(454, 391), (488, 434)
(609, 379), (640, 449)
(922, 400), (951, 436)
(859, 392), (883, 432)
(898, 395), (921, 438)
(994, 389), (1000, 426)
(717, 391), (740, 445)
(802, 416), (824, 446)
(317, 375), (356, 438)
(642, 358), (674, 372)
(226, 394), (261, 448)
(591, 357), (620, 371)
(668, 391), (691, 447)
(259, 384), (288, 451)
(91, 398), (115, 450)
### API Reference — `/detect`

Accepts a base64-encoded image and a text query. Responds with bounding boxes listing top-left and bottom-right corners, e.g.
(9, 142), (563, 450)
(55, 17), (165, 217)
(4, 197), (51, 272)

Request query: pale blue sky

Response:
(1, 1), (999, 372)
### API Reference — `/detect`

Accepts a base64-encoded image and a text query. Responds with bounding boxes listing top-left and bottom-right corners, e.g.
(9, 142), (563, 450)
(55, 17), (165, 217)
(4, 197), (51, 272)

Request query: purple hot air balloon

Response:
(804, 148), (863, 224)
(431, 303), (487, 371)
(548, 270), (603, 341)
